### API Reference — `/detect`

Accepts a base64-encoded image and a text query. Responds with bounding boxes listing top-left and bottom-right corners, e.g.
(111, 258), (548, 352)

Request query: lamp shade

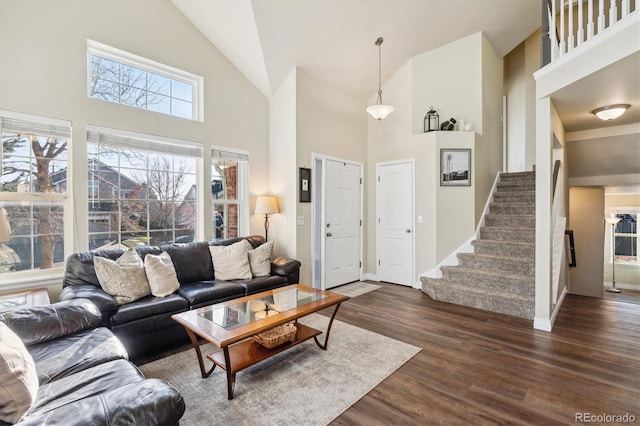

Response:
(0, 208), (11, 243)
(605, 216), (622, 225)
(366, 104), (395, 121)
(255, 196), (279, 215)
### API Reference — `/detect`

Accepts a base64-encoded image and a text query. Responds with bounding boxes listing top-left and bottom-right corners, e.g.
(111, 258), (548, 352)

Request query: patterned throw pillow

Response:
(0, 322), (39, 424)
(248, 240), (274, 277)
(209, 240), (253, 281)
(94, 255), (151, 305)
(144, 252), (180, 297)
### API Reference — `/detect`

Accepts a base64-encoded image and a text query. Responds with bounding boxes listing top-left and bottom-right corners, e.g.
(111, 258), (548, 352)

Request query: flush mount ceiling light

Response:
(591, 104), (630, 121)
(366, 37), (395, 121)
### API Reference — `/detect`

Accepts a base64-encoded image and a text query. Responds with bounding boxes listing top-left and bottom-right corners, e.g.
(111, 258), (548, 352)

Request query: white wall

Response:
(295, 70), (367, 284)
(0, 0), (270, 254)
(268, 70), (297, 258)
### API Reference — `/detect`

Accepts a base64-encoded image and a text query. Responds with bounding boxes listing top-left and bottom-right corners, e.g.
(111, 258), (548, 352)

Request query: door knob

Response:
(326, 233), (332, 237)
(405, 229), (411, 233)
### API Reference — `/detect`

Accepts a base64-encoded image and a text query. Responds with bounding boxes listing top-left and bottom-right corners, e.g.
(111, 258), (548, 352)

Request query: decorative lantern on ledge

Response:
(424, 107), (439, 132)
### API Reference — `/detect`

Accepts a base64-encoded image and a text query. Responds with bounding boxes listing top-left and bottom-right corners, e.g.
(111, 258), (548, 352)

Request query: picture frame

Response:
(440, 149), (471, 186)
(299, 167), (311, 202)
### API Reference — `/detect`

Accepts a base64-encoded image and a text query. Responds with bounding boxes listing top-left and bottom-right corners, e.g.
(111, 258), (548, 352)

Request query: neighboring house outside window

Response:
(87, 40), (204, 122)
(86, 126), (202, 250)
(610, 208), (639, 266)
(0, 110), (70, 276)
(211, 148), (249, 241)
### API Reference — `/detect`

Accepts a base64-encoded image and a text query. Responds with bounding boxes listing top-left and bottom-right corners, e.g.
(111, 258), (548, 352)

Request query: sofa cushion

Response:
(144, 252), (180, 297)
(109, 294), (188, 326)
(177, 281), (245, 308)
(94, 257), (151, 305)
(0, 322), (39, 424)
(28, 327), (128, 384)
(164, 242), (213, 284)
(236, 275), (288, 296)
(23, 359), (143, 422)
(248, 240), (274, 277)
(209, 240), (253, 280)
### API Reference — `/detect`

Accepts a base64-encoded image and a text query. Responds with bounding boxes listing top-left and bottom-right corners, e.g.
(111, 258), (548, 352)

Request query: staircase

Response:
(421, 171), (535, 319)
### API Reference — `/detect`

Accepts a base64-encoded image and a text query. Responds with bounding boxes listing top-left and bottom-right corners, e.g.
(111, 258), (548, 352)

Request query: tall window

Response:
(211, 149), (249, 240)
(87, 40), (203, 121)
(87, 127), (202, 249)
(0, 111), (70, 276)
(610, 208), (639, 265)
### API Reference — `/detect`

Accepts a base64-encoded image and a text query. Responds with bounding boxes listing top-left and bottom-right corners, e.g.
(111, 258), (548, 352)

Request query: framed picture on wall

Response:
(299, 167), (311, 202)
(440, 149), (471, 186)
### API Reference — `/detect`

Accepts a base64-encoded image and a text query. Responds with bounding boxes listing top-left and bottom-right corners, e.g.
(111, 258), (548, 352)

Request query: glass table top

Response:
(198, 287), (326, 330)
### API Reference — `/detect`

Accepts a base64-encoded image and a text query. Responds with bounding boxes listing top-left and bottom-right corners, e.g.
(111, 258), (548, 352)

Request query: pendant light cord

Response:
(376, 37), (384, 104)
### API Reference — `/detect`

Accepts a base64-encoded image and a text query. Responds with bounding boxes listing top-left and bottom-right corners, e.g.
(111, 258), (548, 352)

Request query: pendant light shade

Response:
(366, 37), (394, 121)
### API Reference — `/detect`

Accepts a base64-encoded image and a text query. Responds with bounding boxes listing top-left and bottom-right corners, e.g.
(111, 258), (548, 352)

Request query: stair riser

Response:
(472, 241), (535, 258)
(489, 203), (535, 215)
(480, 227), (535, 243)
(485, 215), (535, 228)
(441, 268), (534, 296)
(457, 255), (535, 276)
(500, 172), (535, 181)
(493, 192), (535, 202)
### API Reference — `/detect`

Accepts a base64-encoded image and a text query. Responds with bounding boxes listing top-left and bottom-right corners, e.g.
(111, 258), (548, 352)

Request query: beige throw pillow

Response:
(209, 240), (253, 281)
(144, 252), (180, 297)
(0, 322), (39, 424)
(248, 240), (274, 277)
(94, 256), (151, 305)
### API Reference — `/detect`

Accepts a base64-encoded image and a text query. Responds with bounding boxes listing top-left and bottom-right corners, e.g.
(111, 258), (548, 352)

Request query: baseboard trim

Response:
(534, 287), (567, 332)
(363, 273), (378, 282)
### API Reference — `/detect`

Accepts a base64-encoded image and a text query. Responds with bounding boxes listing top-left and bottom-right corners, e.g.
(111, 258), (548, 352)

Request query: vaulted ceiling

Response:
(170, 0), (541, 100)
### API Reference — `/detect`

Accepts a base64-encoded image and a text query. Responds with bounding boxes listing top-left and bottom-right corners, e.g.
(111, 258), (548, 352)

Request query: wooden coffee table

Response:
(171, 284), (349, 399)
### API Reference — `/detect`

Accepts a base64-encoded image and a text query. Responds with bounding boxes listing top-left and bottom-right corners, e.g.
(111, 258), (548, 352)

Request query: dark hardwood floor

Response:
(326, 282), (640, 425)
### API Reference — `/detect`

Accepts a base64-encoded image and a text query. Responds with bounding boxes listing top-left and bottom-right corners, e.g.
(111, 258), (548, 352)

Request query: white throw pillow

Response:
(209, 240), (253, 281)
(144, 252), (180, 297)
(0, 322), (39, 424)
(94, 256), (151, 305)
(248, 240), (274, 277)
(116, 248), (143, 267)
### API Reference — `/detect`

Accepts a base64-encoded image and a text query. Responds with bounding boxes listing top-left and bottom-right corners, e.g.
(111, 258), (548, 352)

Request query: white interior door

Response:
(377, 160), (414, 286)
(325, 159), (361, 289)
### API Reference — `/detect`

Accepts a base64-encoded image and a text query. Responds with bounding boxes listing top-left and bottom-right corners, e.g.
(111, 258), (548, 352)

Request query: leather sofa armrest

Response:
(60, 285), (118, 326)
(16, 379), (185, 426)
(271, 256), (301, 284)
(0, 299), (102, 346)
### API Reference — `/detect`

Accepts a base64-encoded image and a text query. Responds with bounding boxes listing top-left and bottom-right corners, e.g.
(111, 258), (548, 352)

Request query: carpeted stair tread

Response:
(480, 227), (535, 243)
(485, 214), (535, 228)
(420, 277), (534, 319)
(500, 171), (535, 180)
(472, 239), (535, 257)
(439, 267), (534, 296)
(493, 191), (535, 202)
(489, 202), (535, 215)
(457, 252), (535, 275)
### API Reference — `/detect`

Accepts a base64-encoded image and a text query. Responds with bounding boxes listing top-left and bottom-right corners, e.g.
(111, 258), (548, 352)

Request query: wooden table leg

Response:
(313, 302), (342, 350)
(184, 327), (215, 378)
(223, 347), (236, 399)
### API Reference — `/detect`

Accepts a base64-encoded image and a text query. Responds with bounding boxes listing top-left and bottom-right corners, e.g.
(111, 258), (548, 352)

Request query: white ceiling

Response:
(171, 0), (541, 100)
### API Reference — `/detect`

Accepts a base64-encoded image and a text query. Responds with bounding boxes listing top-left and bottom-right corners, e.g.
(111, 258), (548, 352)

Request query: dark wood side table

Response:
(0, 287), (50, 313)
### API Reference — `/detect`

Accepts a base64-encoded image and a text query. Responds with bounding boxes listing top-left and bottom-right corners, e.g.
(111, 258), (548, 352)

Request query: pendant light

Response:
(366, 37), (395, 121)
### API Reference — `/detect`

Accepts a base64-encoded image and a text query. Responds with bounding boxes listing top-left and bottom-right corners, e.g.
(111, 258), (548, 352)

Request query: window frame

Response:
(86, 125), (204, 249)
(0, 109), (73, 286)
(87, 40), (204, 122)
(211, 146), (250, 241)
(609, 207), (639, 267)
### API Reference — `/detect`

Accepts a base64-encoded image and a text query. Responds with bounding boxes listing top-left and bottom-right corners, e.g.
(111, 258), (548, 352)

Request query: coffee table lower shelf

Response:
(208, 323), (322, 374)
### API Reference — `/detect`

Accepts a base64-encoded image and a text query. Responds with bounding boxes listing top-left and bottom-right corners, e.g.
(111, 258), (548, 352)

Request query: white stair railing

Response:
(545, 0), (638, 64)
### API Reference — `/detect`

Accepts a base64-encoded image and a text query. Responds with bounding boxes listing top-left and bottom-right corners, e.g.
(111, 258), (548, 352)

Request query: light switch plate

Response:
(297, 216), (305, 226)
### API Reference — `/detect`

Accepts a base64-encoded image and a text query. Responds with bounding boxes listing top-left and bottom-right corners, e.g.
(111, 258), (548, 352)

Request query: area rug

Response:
(139, 314), (420, 426)
(330, 281), (382, 298)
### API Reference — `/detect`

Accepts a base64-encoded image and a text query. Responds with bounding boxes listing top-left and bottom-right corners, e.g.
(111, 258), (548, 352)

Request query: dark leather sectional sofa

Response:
(0, 299), (185, 426)
(59, 235), (301, 362)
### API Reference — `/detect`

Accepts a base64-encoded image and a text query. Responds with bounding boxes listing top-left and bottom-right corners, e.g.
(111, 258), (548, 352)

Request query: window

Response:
(211, 148), (249, 241)
(87, 40), (203, 121)
(610, 208), (639, 265)
(87, 126), (202, 249)
(1, 110), (70, 276)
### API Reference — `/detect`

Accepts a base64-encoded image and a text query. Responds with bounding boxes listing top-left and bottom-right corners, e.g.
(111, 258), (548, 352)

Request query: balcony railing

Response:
(542, 0), (638, 65)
